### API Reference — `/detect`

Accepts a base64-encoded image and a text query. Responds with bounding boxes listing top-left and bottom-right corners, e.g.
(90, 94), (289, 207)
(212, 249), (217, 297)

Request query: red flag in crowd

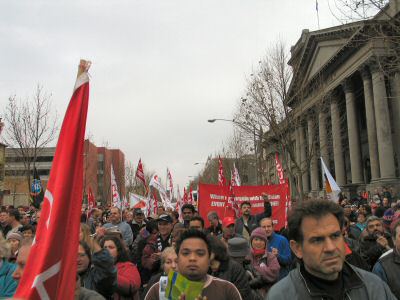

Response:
(275, 152), (285, 184)
(15, 60), (91, 300)
(135, 158), (146, 185)
(218, 156), (226, 186)
(183, 187), (188, 204)
(188, 186), (193, 204)
(88, 186), (96, 210)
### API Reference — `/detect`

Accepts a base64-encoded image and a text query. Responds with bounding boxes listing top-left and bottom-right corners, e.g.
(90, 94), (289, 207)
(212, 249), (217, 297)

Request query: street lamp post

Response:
(208, 118), (260, 185)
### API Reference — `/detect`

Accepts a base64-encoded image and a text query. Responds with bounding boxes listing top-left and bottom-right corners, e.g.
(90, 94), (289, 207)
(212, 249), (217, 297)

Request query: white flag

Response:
(111, 165), (121, 207)
(321, 157), (341, 202)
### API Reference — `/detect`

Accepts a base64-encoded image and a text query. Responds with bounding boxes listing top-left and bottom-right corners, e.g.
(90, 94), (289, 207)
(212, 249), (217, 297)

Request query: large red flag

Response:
(218, 156), (226, 186)
(15, 60), (91, 300)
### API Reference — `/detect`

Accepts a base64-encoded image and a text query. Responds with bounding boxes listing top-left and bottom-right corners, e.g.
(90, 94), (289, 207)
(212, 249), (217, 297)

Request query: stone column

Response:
(308, 116), (319, 191)
(295, 128), (301, 191)
(390, 71), (400, 171)
(318, 110), (329, 164)
(371, 64), (396, 179)
(299, 123), (310, 193)
(330, 95), (346, 186)
(343, 79), (364, 184)
(360, 66), (380, 180)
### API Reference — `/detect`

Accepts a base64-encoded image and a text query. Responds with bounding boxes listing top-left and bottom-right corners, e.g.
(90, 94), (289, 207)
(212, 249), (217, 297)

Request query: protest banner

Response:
(198, 182), (290, 231)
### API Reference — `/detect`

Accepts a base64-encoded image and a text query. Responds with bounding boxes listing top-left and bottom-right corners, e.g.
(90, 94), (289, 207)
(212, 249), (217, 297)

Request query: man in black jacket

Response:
(360, 216), (393, 269)
(235, 202), (258, 240)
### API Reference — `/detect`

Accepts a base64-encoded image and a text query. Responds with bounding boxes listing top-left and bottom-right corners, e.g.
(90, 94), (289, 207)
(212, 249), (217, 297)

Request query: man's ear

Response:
(290, 240), (303, 259)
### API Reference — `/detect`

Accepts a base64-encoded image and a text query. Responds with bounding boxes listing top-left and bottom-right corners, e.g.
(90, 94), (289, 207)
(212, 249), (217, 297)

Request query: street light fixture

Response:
(208, 117), (260, 185)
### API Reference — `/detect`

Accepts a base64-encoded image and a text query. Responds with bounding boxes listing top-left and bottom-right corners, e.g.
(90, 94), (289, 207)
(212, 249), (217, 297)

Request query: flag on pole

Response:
(231, 163), (241, 186)
(218, 156), (226, 186)
(15, 60), (91, 300)
(111, 165), (121, 208)
(188, 186), (193, 204)
(30, 167), (44, 209)
(135, 158), (146, 185)
(88, 186), (96, 210)
(321, 157), (341, 202)
(167, 168), (174, 200)
(227, 183), (239, 218)
(275, 152), (286, 184)
(176, 186), (183, 222)
(182, 187), (188, 204)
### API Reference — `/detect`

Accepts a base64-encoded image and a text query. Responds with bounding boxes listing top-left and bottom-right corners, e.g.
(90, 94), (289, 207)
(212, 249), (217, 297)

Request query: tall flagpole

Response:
(316, 0), (320, 29)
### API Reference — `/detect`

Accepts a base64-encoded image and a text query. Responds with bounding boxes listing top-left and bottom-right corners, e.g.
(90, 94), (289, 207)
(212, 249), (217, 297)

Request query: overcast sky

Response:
(0, 0), (340, 190)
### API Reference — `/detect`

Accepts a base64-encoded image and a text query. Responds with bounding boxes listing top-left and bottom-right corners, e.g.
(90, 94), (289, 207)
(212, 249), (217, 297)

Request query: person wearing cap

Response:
(100, 207), (134, 247)
(247, 227), (279, 298)
(360, 216), (393, 270)
(6, 232), (23, 263)
(235, 201), (258, 241)
(130, 208), (146, 242)
(219, 216), (243, 247)
(208, 235), (256, 300)
(142, 214), (173, 274)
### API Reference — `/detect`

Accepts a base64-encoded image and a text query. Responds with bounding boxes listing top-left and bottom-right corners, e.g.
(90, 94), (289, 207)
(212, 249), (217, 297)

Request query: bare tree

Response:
(233, 40), (325, 200)
(2, 85), (58, 194)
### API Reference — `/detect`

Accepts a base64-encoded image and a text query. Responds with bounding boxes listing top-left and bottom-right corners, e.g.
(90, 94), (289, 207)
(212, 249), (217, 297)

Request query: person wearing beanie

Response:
(6, 232), (22, 263)
(247, 227), (280, 298)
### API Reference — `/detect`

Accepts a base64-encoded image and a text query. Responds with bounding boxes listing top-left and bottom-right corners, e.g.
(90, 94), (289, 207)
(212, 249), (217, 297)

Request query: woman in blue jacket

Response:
(0, 236), (17, 297)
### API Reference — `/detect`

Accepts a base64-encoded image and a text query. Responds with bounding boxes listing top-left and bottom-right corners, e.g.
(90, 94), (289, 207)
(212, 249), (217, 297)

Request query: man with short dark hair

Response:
(181, 204), (195, 228)
(235, 202), (258, 240)
(0, 210), (11, 237)
(266, 200), (396, 300)
(373, 220), (400, 299)
(189, 216), (204, 231)
(6, 209), (22, 238)
(360, 215), (393, 269)
(144, 229), (242, 300)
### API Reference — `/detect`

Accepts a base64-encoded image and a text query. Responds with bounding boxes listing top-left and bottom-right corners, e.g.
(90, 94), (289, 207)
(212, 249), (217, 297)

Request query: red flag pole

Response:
(15, 60), (91, 299)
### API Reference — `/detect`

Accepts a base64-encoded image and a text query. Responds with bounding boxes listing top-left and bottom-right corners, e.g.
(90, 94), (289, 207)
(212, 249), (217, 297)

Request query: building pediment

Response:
(287, 24), (362, 104)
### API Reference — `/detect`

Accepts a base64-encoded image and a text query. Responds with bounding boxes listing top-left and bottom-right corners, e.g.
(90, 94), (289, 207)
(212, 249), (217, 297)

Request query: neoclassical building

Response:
(263, 0), (400, 197)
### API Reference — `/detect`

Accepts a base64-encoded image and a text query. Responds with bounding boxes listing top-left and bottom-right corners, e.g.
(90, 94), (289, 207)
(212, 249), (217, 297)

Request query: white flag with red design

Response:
(275, 152), (285, 184)
(111, 165), (121, 207)
(183, 187), (188, 204)
(15, 60), (91, 300)
(218, 156), (226, 186)
(135, 158), (146, 186)
(232, 163), (241, 186)
(167, 168), (174, 200)
(227, 183), (239, 218)
(176, 186), (183, 222)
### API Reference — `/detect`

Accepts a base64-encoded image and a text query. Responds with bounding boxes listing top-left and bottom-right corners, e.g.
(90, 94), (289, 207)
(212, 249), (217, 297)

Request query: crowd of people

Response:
(0, 187), (399, 299)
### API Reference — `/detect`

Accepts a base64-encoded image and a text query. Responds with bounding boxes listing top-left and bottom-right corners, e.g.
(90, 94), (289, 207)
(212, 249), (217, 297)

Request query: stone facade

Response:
(263, 0), (400, 198)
